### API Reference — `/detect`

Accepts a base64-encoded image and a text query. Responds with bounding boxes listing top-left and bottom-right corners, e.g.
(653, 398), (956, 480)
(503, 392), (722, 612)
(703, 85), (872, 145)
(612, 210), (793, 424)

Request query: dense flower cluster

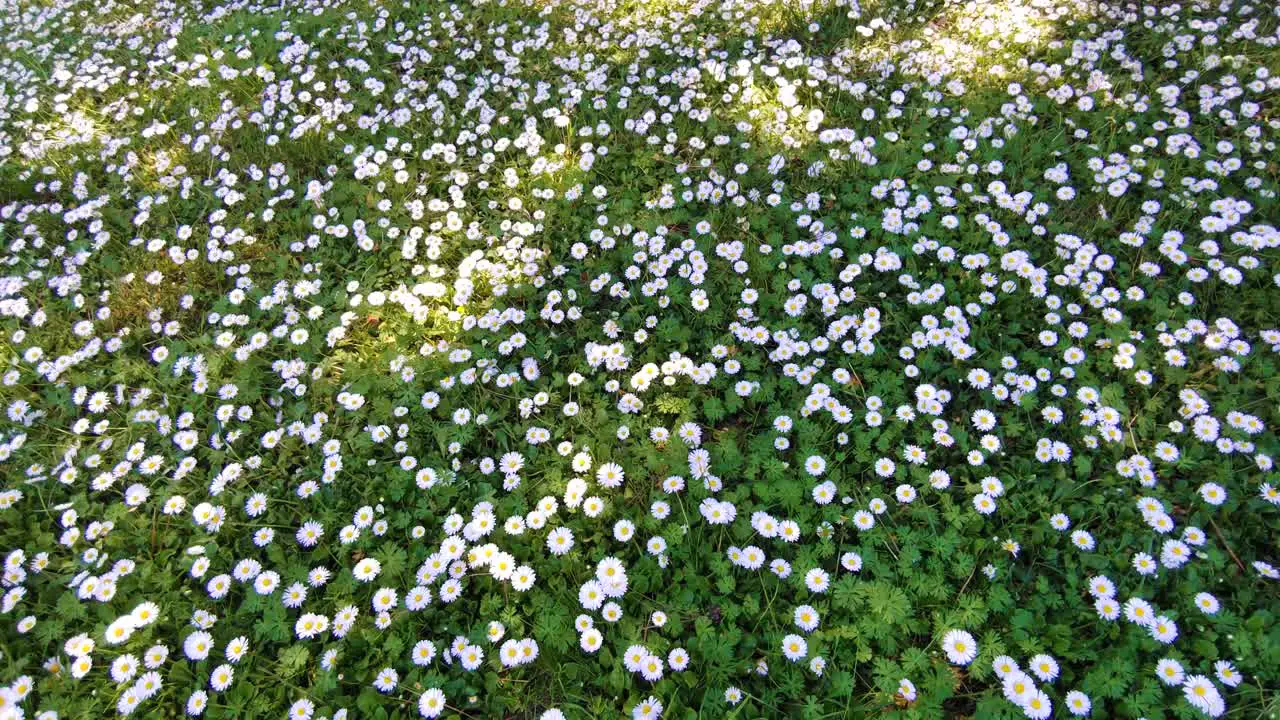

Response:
(0, 0), (1277, 717)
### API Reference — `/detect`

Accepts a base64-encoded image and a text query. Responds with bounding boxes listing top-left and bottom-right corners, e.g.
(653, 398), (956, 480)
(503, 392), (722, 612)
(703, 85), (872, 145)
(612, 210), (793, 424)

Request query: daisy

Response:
(794, 605), (820, 632)
(1023, 690), (1052, 719)
(1156, 658), (1186, 686)
(1029, 654), (1059, 682)
(209, 664), (234, 692)
(804, 568), (830, 593)
(1064, 690), (1091, 716)
(941, 629), (977, 665)
(632, 696), (663, 720)
(418, 688), (446, 718)
(373, 668), (398, 692)
(804, 456), (826, 476)
(781, 634), (808, 662)
(1182, 675), (1224, 717)
(547, 527), (575, 555)
(1003, 671), (1035, 705)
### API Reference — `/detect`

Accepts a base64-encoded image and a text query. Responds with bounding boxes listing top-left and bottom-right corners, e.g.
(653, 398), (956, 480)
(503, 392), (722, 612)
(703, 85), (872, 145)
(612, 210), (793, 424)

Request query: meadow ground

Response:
(0, 0), (1278, 718)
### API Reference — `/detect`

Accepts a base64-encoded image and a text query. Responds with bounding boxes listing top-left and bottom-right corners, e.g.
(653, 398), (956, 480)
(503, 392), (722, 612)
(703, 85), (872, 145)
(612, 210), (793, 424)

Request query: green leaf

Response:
(278, 645), (310, 678)
(56, 591), (87, 622)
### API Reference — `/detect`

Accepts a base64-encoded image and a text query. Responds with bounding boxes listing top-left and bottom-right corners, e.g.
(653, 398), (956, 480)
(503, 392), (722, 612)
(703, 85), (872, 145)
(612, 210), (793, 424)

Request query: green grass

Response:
(0, 0), (1278, 718)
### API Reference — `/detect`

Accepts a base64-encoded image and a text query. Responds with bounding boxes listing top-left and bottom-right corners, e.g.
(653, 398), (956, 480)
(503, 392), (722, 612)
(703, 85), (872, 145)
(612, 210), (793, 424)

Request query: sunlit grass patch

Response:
(849, 0), (1097, 90)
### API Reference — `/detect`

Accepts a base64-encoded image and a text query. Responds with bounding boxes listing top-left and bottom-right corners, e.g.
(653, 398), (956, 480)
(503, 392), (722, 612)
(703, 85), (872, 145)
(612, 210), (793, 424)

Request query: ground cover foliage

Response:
(0, 0), (1279, 717)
